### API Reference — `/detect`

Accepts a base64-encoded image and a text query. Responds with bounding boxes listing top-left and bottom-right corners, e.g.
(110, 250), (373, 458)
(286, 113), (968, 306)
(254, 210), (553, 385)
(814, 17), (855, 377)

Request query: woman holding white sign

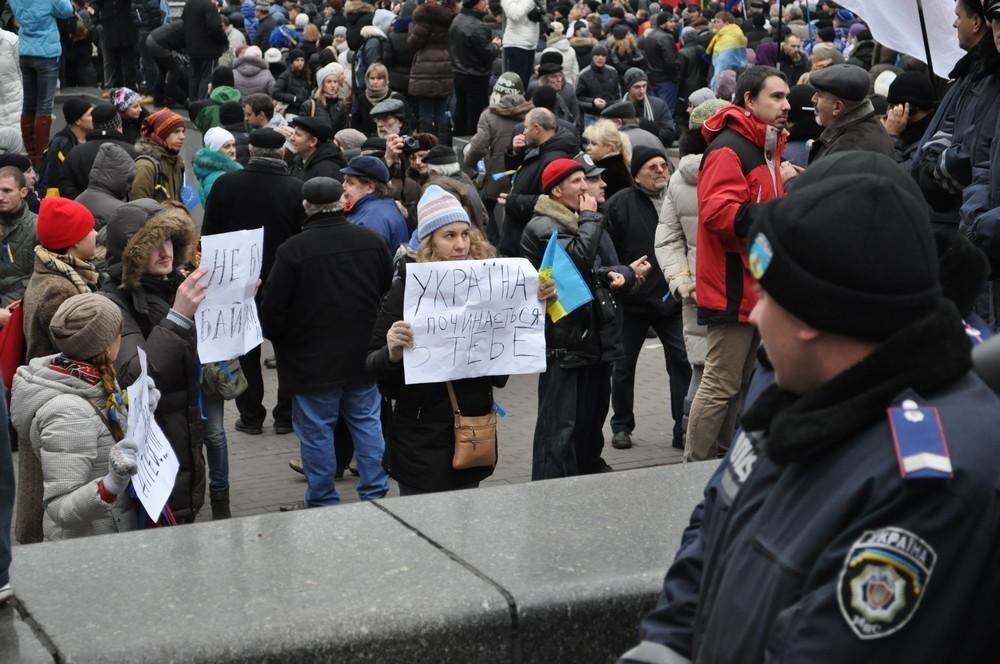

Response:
(10, 294), (142, 540)
(367, 186), (555, 495)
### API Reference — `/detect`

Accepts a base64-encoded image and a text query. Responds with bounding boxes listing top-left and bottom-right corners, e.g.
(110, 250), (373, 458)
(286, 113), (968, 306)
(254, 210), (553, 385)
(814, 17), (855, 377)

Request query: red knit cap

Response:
(141, 108), (186, 149)
(542, 158), (585, 194)
(37, 197), (95, 251)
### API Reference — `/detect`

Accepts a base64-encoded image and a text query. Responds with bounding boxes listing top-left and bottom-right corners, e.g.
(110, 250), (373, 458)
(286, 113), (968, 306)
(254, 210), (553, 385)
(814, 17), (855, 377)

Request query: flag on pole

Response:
(180, 173), (200, 211)
(538, 232), (593, 322)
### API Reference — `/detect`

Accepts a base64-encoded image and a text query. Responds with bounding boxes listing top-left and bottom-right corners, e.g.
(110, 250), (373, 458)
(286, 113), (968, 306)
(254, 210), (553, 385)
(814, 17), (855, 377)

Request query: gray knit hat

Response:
(50, 293), (123, 361)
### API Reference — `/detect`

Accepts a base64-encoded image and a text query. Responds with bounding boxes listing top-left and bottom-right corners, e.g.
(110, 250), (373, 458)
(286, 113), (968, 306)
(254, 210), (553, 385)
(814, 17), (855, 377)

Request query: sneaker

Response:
(274, 421), (293, 435)
(288, 457), (304, 475)
(234, 418), (263, 435)
(0, 583), (12, 604)
(612, 431), (633, 449)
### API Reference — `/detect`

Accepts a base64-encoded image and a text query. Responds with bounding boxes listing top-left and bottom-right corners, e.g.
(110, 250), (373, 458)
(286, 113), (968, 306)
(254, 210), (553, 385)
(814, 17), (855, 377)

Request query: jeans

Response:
(237, 342), (292, 427)
(686, 322), (759, 461)
(612, 308), (692, 444)
(189, 57), (216, 102)
(415, 96), (450, 135)
(19, 56), (61, 116)
(0, 383), (13, 588)
(503, 47), (534, 94)
(649, 81), (678, 115)
(532, 360), (608, 480)
(293, 385), (389, 507)
(102, 44), (138, 89)
(202, 394), (229, 494)
(452, 73), (490, 137)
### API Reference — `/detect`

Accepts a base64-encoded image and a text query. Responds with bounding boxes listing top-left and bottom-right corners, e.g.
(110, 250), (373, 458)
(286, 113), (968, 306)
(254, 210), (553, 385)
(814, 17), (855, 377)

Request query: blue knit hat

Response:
(417, 185), (470, 241)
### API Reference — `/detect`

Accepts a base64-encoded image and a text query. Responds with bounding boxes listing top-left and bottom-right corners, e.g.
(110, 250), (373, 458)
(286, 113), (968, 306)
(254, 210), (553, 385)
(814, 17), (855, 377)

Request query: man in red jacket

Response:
(686, 65), (797, 461)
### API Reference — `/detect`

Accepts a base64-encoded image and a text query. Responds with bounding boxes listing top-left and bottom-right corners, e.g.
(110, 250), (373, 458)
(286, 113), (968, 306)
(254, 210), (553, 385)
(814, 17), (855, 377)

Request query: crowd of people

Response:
(0, 1), (1000, 653)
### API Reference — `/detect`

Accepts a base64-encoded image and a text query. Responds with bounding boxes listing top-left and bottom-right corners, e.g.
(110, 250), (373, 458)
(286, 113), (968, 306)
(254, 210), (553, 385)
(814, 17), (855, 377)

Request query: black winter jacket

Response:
(96, 0), (138, 48)
(576, 64), (621, 114)
(677, 43), (709, 103)
(181, 0), (228, 59)
(449, 8), (499, 77)
(641, 27), (679, 83)
(500, 129), (578, 257)
(60, 132), (138, 200)
(131, 0), (162, 31)
(808, 101), (894, 164)
(272, 68), (312, 114)
(202, 157), (305, 283)
(290, 141), (346, 182)
(344, 0), (374, 52)
(366, 264), (505, 491)
(302, 96), (349, 136)
(262, 210), (391, 393)
(382, 16), (413, 93)
(146, 20), (185, 59)
(254, 15), (276, 49)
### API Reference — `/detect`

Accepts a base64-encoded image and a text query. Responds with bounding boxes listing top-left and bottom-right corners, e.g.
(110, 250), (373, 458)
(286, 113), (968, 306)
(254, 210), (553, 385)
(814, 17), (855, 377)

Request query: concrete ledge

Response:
(10, 462), (717, 662)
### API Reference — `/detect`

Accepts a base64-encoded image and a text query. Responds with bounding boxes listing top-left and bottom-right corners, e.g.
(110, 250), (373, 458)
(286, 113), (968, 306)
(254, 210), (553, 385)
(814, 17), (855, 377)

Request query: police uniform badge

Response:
(838, 527), (937, 639)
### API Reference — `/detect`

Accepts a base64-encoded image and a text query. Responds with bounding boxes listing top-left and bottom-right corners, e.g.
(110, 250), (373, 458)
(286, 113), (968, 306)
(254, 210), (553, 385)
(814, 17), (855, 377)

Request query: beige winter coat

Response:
(654, 153), (707, 365)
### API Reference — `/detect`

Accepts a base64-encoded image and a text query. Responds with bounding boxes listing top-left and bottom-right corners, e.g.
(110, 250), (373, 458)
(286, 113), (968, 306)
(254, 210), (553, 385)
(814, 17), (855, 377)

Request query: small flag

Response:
(538, 233), (593, 322)
(180, 174), (200, 211)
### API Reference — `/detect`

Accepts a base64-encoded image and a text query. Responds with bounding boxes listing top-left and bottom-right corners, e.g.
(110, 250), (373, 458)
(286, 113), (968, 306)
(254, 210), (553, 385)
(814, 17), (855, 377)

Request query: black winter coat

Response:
(595, 153), (632, 199)
(96, 0), (138, 48)
(101, 210), (205, 524)
(383, 17), (413, 93)
(641, 27), (679, 83)
(809, 103), (894, 164)
(146, 20), (185, 59)
(344, 0), (374, 52)
(262, 211), (391, 393)
(367, 265), (505, 491)
(449, 9), (499, 77)
(131, 0), (163, 31)
(605, 186), (679, 317)
(272, 68), (312, 113)
(60, 132), (138, 200)
(500, 129), (578, 257)
(302, 96), (349, 135)
(181, 0), (228, 59)
(677, 43), (709, 103)
(290, 141), (346, 182)
(202, 158), (305, 283)
(576, 64), (621, 114)
(408, 3), (454, 98)
(255, 15), (276, 50)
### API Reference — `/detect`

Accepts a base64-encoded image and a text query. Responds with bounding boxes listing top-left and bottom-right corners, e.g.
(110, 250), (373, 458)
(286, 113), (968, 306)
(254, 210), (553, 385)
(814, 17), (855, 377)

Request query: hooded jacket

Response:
(408, 3), (454, 98)
(654, 153), (706, 365)
(697, 105), (786, 324)
(101, 208), (205, 524)
(500, 128), (579, 257)
(60, 131), (138, 200)
(463, 96), (533, 201)
(129, 139), (185, 203)
(76, 143), (137, 232)
(192, 85), (243, 135)
(11, 355), (136, 541)
(544, 34), (580, 87)
(344, 0), (375, 52)
(233, 54), (275, 97)
(192, 147), (243, 206)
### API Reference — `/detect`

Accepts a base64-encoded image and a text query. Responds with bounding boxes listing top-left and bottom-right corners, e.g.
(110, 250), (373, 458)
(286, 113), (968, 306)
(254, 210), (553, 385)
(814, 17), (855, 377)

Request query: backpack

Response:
(136, 154), (173, 203)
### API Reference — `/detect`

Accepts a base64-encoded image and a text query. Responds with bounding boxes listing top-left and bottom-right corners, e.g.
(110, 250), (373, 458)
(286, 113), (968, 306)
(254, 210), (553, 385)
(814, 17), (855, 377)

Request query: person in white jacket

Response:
(501, 0), (541, 91)
(653, 98), (731, 449)
(10, 293), (153, 541)
(0, 29), (22, 133)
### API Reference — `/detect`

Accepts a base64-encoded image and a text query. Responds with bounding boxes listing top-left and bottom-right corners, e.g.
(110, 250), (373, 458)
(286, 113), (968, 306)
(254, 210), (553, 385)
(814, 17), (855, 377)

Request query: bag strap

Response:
(445, 381), (462, 416)
(82, 397), (125, 443)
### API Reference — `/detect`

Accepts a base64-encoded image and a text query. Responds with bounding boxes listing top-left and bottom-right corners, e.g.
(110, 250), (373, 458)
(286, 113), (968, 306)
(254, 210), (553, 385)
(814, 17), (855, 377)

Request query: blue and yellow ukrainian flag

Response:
(538, 233), (593, 323)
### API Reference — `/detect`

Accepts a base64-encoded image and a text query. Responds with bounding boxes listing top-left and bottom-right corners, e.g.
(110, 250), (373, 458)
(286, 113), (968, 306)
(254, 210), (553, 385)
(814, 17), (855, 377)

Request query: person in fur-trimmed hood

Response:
(343, 0), (375, 52)
(408, 0), (456, 137)
(101, 205), (208, 524)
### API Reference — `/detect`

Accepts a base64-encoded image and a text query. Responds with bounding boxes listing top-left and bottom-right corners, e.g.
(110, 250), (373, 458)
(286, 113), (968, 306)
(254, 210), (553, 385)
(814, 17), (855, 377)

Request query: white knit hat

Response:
(315, 62), (345, 89)
(204, 127), (236, 152)
(417, 185), (470, 241)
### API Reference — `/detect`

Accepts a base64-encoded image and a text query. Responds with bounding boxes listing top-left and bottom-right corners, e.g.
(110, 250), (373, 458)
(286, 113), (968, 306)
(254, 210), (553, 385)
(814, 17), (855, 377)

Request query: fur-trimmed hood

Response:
(106, 206), (196, 289)
(533, 194), (579, 232)
(344, 0), (375, 16)
(412, 2), (455, 27)
(490, 97), (533, 117)
(570, 35), (597, 49)
(360, 24), (388, 40)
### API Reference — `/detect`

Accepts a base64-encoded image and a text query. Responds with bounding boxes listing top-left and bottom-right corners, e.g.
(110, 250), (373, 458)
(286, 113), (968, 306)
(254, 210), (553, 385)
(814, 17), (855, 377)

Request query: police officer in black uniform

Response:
(619, 161), (1000, 663)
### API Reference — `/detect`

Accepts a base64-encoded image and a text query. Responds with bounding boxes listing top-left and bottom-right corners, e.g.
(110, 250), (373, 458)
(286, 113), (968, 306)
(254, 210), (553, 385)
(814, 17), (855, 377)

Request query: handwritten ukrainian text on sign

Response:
(127, 348), (179, 519)
(196, 228), (264, 363)
(402, 258), (547, 384)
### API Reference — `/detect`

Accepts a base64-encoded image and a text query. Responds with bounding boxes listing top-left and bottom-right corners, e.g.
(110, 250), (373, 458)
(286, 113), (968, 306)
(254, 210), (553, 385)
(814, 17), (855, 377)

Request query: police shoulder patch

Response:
(838, 527), (936, 640)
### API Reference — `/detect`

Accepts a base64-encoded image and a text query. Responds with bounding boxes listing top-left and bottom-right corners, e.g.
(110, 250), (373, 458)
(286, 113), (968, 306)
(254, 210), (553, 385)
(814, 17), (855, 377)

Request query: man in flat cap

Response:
(809, 63), (894, 163)
(289, 116), (345, 182)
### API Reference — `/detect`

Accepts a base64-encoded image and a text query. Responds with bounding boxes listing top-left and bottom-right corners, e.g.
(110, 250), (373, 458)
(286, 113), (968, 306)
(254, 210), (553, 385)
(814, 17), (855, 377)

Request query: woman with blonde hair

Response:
(11, 293), (147, 540)
(367, 186), (555, 494)
(606, 24), (645, 78)
(302, 62), (348, 133)
(583, 119), (633, 198)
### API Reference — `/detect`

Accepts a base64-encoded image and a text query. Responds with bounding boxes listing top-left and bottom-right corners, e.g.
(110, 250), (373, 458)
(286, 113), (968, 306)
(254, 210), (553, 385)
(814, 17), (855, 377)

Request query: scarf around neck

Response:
(35, 246), (98, 294)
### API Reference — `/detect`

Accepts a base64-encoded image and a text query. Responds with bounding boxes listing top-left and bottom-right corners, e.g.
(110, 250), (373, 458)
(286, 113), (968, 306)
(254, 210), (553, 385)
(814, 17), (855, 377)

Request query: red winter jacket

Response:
(695, 106), (786, 324)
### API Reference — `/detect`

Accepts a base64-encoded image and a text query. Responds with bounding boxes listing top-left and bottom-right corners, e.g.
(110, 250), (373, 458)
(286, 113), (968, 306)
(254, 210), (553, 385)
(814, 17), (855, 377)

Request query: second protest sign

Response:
(403, 258), (547, 384)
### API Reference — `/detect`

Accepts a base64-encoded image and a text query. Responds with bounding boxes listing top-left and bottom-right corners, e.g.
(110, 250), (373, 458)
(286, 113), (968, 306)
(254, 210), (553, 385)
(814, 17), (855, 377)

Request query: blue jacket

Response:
(192, 147), (243, 207)
(346, 194), (409, 252)
(620, 302), (1000, 663)
(8, 0), (75, 58)
(241, 0), (258, 43)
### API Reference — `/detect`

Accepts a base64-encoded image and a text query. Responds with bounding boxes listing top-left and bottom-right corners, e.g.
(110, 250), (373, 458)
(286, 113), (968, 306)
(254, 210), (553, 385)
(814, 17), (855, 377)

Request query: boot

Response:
(19, 114), (35, 165)
(210, 490), (231, 520)
(32, 115), (53, 167)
